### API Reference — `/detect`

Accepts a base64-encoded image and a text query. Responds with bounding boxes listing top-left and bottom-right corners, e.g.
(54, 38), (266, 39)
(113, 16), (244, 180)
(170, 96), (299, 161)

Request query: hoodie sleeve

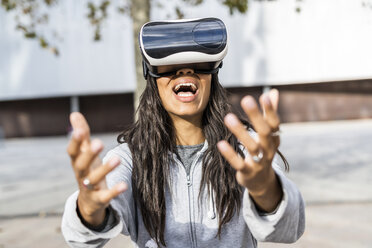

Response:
(242, 157), (305, 243)
(61, 144), (138, 248)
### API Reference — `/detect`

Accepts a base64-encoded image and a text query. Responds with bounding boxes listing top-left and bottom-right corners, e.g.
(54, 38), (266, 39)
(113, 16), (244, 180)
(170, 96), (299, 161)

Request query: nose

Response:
(176, 68), (194, 76)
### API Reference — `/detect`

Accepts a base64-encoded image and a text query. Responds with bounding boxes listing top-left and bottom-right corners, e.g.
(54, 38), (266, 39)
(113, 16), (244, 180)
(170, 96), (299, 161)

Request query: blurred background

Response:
(1, 0), (372, 247)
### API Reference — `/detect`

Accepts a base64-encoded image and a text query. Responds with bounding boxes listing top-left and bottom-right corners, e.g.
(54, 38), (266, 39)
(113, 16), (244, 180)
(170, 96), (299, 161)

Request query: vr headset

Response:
(139, 17), (228, 79)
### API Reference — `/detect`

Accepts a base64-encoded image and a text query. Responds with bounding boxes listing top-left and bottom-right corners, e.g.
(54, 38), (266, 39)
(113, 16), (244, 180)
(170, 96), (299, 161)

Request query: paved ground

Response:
(1, 119), (372, 247)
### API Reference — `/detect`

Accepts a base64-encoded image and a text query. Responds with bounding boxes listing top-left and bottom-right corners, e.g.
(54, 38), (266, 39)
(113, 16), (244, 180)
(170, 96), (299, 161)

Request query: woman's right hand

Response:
(67, 112), (127, 227)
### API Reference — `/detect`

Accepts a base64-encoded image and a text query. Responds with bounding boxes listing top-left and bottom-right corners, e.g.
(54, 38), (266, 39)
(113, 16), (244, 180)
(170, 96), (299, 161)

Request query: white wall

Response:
(1, 0), (372, 100)
(159, 0), (372, 87)
(0, 0), (135, 101)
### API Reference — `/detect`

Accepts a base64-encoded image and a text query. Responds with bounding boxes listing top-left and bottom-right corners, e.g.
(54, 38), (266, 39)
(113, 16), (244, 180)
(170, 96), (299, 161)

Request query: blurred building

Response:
(1, 0), (372, 138)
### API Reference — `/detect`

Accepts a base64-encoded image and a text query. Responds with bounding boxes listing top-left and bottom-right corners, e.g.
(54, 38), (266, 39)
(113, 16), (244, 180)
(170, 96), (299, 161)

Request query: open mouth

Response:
(173, 83), (198, 96)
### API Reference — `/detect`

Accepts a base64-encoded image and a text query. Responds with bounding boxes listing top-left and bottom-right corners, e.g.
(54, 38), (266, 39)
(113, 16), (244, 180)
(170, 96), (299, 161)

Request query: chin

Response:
(172, 109), (203, 119)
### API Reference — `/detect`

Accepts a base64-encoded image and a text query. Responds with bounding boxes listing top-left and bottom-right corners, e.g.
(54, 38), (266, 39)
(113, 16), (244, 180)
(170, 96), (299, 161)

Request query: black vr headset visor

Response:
(139, 17), (228, 79)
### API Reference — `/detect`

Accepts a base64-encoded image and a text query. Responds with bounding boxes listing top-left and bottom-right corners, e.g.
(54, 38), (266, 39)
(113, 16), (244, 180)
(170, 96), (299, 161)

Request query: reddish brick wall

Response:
(0, 98), (70, 137)
(227, 80), (372, 123)
(1, 80), (372, 138)
(0, 93), (134, 138)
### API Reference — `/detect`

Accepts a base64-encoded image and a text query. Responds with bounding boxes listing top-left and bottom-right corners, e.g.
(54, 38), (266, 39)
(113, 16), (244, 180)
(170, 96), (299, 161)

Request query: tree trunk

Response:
(131, 0), (150, 116)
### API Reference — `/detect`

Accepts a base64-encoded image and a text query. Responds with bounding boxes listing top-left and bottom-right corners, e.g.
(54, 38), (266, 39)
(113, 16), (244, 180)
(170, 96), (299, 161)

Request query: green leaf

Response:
(175, 6), (184, 19)
(94, 27), (101, 41)
(100, 0), (110, 11)
(24, 32), (36, 38)
(39, 37), (48, 48)
(1, 0), (17, 11)
(87, 2), (96, 19)
(182, 0), (204, 6)
(222, 0), (248, 14)
(44, 0), (56, 6)
(16, 24), (27, 32)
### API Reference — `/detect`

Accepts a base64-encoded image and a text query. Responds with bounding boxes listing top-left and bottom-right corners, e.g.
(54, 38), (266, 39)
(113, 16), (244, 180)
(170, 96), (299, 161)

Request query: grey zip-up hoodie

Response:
(62, 140), (305, 248)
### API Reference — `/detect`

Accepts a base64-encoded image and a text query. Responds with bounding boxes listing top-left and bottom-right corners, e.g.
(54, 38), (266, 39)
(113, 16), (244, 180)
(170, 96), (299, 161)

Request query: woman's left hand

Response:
(217, 89), (282, 212)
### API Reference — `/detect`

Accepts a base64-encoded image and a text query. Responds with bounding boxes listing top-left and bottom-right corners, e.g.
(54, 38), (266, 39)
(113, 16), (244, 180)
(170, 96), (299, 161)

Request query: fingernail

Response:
(117, 183), (127, 192)
(225, 113), (239, 126)
(262, 94), (271, 106)
(109, 156), (120, 167)
(242, 96), (256, 109)
(91, 140), (102, 153)
(217, 141), (228, 151)
(270, 88), (279, 98)
(73, 129), (82, 139)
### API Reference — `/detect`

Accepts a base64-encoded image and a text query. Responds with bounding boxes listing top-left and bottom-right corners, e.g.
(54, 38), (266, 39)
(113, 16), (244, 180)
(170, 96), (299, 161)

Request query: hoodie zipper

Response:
(186, 174), (195, 248)
(173, 155), (196, 248)
(173, 144), (206, 248)
(186, 150), (204, 248)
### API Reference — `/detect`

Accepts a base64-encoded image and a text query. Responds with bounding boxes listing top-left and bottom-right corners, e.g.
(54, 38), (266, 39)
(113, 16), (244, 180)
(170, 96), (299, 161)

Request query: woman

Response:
(62, 18), (305, 248)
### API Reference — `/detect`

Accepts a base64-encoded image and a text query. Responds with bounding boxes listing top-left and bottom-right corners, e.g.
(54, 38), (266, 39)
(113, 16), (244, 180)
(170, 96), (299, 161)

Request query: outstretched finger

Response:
(70, 112), (91, 152)
(217, 140), (250, 173)
(269, 88), (279, 112)
(74, 139), (104, 178)
(260, 90), (281, 153)
(70, 112), (90, 143)
(70, 112), (91, 138)
(259, 93), (280, 132)
(241, 96), (272, 150)
(98, 183), (128, 204)
(85, 156), (121, 186)
(241, 96), (271, 136)
(224, 113), (260, 155)
(67, 129), (84, 160)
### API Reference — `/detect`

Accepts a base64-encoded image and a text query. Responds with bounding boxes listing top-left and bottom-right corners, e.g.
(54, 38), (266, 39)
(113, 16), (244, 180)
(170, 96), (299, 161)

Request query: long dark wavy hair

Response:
(117, 73), (288, 246)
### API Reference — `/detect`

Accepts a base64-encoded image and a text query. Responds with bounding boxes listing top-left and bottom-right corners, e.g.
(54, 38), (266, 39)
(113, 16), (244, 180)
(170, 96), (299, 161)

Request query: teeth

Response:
(178, 92), (194, 97)
(174, 83), (197, 92)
